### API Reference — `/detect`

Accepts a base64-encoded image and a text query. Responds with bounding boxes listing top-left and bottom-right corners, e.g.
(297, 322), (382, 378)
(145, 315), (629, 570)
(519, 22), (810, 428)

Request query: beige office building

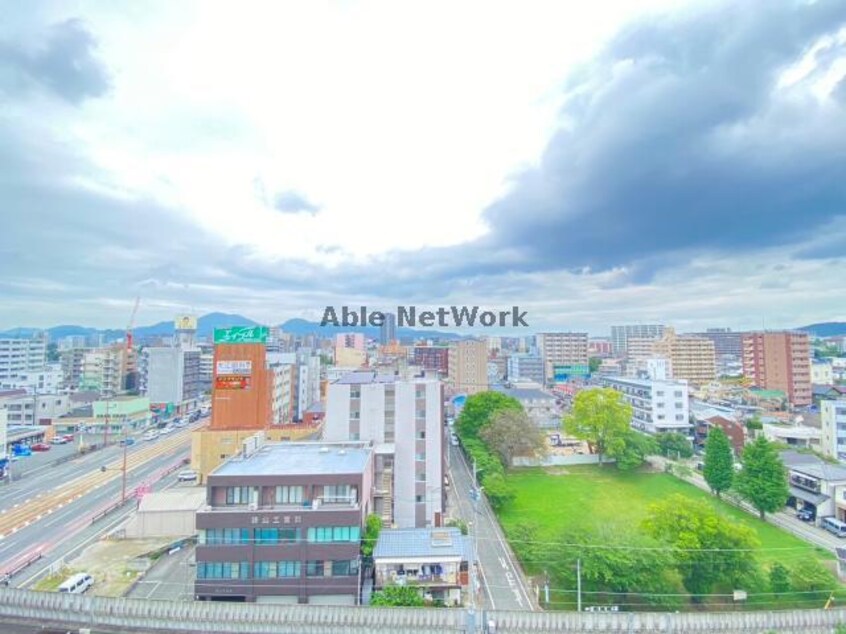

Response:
(448, 340), (488, 395)
(653, 328), (717, 386)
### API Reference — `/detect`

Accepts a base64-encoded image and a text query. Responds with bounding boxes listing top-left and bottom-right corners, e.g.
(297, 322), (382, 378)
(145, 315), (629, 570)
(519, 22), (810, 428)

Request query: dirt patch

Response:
(542, 467), (570, 476)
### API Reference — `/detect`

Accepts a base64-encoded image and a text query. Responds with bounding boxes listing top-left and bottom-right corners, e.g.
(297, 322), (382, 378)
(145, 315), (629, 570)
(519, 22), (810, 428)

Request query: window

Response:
(255, 528), (279, 545)
(417, 431), (426, 439)
(225, 486), (250, 505)
(306, 560), (324, 577)
(331, 560), (359, 576)
(350, 388), (360, 398)
(415, 495), (424, 503)
(656, 391), (664, 396)
(276, 485), (304, 505)
(197, 562), (249, 579)
(674, 391), (684, 397)
(307, 526), (361, 543)
(278, 561), (300, 577)
(254, 561), (277, 578)
(204, 528), (249, 545)
(323, 484), (354, 504)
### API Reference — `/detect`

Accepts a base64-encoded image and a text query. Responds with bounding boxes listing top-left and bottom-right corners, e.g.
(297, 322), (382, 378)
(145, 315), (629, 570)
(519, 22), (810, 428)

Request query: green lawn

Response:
(496, 465), (842, 611)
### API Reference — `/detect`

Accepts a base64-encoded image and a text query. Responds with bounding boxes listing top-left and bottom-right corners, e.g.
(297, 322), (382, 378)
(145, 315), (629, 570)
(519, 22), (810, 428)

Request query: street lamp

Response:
(100, 424), (129, 504)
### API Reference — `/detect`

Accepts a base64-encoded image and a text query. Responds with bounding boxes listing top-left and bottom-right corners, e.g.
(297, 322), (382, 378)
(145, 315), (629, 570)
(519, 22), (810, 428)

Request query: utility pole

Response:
(120, 425), (128, 504)
(576, 558), (582, 612)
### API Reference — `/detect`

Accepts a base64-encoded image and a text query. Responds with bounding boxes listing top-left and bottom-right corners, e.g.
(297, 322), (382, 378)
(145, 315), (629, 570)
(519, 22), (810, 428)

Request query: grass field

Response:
(496, 465), (843, 611)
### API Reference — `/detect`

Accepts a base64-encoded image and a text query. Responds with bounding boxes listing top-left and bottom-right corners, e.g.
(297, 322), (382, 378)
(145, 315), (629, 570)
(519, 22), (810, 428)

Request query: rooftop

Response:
(373, 527), (473, 561)
(493, 386), (556, 402)
(210, 441), (371, 478)
(781, 451), (846, 481)
(137, 489), (206, 513)
(333, 370), (438, 385)
(602, 376), (688, 388)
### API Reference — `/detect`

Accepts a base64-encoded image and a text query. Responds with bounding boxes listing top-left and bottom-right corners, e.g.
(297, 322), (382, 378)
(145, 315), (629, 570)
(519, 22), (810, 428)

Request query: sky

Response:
(0, 0), (845, 335)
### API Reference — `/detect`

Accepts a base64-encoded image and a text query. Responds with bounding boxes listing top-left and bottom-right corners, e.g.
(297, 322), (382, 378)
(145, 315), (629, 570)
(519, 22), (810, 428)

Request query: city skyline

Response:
(1, 1), (844, 333)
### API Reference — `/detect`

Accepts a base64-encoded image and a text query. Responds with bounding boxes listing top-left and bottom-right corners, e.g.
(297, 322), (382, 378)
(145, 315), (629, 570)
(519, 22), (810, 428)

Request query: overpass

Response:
(2, 588), (846, 633)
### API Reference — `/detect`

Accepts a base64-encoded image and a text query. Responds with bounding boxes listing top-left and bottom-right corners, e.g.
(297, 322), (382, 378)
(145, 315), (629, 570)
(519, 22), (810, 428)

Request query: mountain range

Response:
(1, 315), (843, 341)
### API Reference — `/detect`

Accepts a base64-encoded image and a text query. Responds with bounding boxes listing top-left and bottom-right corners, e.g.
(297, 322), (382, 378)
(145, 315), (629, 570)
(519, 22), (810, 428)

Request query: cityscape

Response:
(1, 1), (846, 633)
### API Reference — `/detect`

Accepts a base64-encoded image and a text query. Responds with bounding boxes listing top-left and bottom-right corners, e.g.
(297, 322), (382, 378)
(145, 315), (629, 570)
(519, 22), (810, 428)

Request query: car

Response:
(31, 442), (51, 452)
(450, 433), (459, 447)
(119, 437), (136, 447)
(50, 437), (69, 445)
(797, 508), (816, 522)
(159, 427), (173, 435)
(142, 430), (159, 441)
(177, 470), (198, 482)
(62, 433), (74, 441)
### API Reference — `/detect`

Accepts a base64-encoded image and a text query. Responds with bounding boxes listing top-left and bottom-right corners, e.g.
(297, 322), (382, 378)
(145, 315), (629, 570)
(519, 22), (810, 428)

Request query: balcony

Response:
(789, 473), (821, 493)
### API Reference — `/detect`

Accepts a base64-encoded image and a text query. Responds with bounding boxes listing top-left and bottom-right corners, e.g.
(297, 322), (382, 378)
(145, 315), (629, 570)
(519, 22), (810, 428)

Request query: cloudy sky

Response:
(1, 0), (844, 335)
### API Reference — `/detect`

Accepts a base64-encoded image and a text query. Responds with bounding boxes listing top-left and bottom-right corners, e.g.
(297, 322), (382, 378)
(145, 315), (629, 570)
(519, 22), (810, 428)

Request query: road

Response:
(447, 442), (534, 612)
(0, 421), (203, 586)
(127, 542), (196, 601)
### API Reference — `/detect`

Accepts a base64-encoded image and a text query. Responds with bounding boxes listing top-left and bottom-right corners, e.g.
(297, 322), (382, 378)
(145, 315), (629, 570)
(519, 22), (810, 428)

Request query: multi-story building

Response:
(742, 331), (812, 407)
(335, 333), (365, 352)
(0, 336), (47, 382)
(610, 325), (665, 357)
(821, 400), (846, 462)
(273, 351), (322, 422)
(506, 354), (544, 385)
(447, 340), (488, 395)
(195, 439), (373, 604)
(412, 346), (449, 375)
(0, 390), (72, 425)
(601, 376), (690, 435)
(198, 343), (214, 393)
(57, 335), (88, 350)
(139, 347), (201, 405)
(380, 313), (397, 345)
(60, 347), (88, 390)
(652, 328), (717, 386)
(0, 365), (63, 394)
(687, 328), (743, 359)
(325, 371), (444, 528)
(812, 359), (835, 386)
(588, 338), (613, 358)
(80, 345), (137, 397)
(782, 451), (846, 522)
(269, 362), (294, 425)
(493, 386), (560, 429)
(536, 332), (589, 384)
(625, 337), (662, 363)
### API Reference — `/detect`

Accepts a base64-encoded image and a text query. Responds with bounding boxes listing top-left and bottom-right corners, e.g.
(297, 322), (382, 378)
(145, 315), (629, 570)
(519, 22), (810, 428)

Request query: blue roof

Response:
(211, 442), (371, 477)
(373, 527), (473, 561)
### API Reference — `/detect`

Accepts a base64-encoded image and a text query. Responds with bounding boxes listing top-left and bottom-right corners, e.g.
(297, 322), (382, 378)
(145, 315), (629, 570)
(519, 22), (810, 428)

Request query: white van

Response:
(58, 572), (93, 594)
(821, 517), (846, 538)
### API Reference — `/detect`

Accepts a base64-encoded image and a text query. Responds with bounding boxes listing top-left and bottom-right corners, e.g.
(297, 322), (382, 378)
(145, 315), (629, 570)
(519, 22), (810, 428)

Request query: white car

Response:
(142, 430), (158, 441)
(158, 427), (173, 436)
(450, 433), (459, 446)
(177, 470), (198, 482)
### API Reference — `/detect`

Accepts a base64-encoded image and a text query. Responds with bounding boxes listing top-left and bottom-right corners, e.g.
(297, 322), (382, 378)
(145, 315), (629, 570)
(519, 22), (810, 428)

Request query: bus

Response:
(821, 517), (846, 538)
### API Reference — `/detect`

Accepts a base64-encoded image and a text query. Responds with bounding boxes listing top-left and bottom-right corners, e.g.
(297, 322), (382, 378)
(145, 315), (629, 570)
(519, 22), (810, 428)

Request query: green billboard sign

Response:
(214, 326), (269, 344)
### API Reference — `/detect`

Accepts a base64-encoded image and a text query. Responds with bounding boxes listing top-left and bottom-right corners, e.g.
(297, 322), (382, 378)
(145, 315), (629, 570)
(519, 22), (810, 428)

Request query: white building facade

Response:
(601, 376), (690, 435)
(0, 336), (47, 382)
(821, 400), (846, 462)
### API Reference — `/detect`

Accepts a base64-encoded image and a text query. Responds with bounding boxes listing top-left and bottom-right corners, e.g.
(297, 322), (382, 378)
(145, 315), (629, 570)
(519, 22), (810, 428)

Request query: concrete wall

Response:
(512, 454), (616, 467)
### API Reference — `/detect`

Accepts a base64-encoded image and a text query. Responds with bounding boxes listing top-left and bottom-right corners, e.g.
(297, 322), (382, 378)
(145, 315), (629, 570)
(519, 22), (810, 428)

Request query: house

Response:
(492, 386), (561, 429)
(762, 423), (820, 450)
(372, 527), (473, 607)
(781, 451), (846, 523)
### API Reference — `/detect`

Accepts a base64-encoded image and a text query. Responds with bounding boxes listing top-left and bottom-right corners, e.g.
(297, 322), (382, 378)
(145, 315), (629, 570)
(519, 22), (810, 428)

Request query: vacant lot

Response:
(497, 465), (842, 611)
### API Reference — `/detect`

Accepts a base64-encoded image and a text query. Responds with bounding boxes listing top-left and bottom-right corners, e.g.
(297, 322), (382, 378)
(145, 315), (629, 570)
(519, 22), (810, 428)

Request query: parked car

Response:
(50, 436), (69, 445)
(797, 507), (816, 522)
(142, 430), (159, 441)
(177, 470), (198, 482)
(119, 437), (136, 447)
(31, 442), (51, 452)
(450, 433), (459, 447)
(159, 427), (173, 436)
(58, 572), (93, 594)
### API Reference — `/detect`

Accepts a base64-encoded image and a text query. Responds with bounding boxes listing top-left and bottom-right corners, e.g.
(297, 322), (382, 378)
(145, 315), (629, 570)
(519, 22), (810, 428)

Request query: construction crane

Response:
(125, 295), (140, 350)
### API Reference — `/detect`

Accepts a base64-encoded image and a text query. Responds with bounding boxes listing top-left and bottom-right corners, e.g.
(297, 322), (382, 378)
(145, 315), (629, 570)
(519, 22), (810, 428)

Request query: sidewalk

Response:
(650, 456), (843, 554)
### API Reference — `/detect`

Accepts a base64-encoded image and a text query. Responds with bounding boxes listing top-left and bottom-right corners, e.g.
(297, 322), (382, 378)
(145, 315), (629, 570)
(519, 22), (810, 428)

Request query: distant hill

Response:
(280, 318), (463, 341)
(798, 322), (846, 338)
(0, 312), (261, 342)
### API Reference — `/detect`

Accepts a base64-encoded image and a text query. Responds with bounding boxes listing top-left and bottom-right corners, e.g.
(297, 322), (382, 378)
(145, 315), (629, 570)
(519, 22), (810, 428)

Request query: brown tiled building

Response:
(195, 441), (373, 604)
(742, 332), (812, 407)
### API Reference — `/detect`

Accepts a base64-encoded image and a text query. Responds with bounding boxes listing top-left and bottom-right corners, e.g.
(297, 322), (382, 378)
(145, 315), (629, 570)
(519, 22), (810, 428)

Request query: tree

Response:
(370, 585), (425, 607)
(769, 562), (791, 594)
(643, 494), (761, 601)
(481, 471), (515, 510)
(479, 409), (547, 467)
(736, 436), (789, 519)
(656, 432), (693, 459)
(456, 391), (522, 440)
(552, 525), (681, 608)
(361, 513), (382, 558)
(588, 357), (602, 373)
(445, 518), (468, 535)
(790, 559), (836, 602)
(703, 427), (734, 499)
(608, 429), (658, 471)
(745, 415), (763, 431)
(564, 388), (632, 465)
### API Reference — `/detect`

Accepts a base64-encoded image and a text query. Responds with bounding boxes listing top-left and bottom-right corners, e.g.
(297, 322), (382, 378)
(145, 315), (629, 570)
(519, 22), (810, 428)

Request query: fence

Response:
(512, 454), (615, 467)
(3, 588), (846, 633)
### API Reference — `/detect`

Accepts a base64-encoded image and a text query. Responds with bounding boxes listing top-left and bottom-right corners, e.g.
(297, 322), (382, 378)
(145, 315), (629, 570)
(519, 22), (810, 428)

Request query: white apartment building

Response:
(271, 351), (321, 421)
(0, 390), (72, 425)
(610, 325), (665, 356)
(0, 365), (63, 393)
(0, 336), (48, 382)
(821, 400), (846, 462)
(507, 354), (544, 385)
(325, 371), (444, 529)
(268, 362), (294, 425)
(139, 347), (201, 405)
(601, 376), (690, 435)
(812, 360), (835, 386)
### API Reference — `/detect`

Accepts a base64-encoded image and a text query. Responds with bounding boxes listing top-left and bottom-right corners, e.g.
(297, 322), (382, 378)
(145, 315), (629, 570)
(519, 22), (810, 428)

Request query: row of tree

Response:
(703, 428), (790, 519)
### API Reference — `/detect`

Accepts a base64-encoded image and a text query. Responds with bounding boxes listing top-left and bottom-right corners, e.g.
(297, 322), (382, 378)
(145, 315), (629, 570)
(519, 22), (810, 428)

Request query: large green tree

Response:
(643, 494), (761, 601)
(608, 429), (658, 471)
(736, 436), (789, 519)
(480, 409), (547, 467)
(703, 427), (734, 499)
(370, 585), (425, 607)
(564, 388), (632, 465)
(456, 391), (522, 440)
(657, 432), (693, 459)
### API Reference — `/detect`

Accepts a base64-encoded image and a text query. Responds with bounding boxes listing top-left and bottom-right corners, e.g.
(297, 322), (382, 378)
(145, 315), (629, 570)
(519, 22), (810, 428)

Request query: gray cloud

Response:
(0, 19), (109, 104)
(273, 190), (321, 215)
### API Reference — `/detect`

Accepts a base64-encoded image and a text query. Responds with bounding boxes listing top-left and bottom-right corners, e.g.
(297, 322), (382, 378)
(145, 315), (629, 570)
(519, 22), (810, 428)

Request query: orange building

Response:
(742, 331), (811, 407)
(210, 341), (272, 431)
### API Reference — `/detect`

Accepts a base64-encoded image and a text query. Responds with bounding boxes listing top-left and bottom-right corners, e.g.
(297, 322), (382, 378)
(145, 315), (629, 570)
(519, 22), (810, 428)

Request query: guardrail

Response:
(2, 588), (846, 633)
(0, 551), (43, 584)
